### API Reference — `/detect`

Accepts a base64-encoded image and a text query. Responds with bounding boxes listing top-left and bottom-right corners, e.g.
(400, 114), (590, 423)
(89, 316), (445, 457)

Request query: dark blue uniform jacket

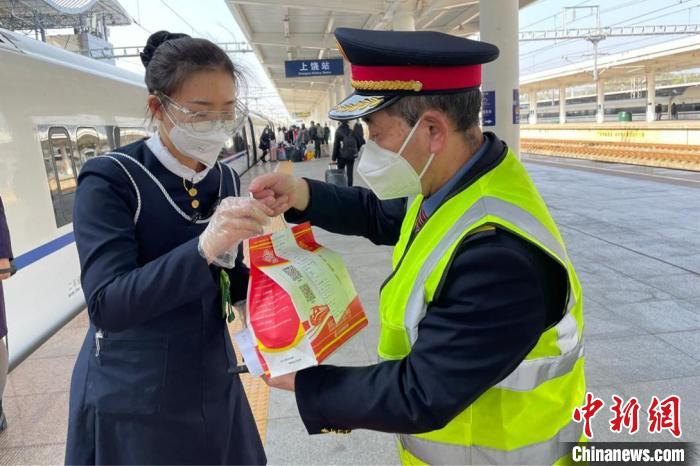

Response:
(65, 140), (266, 465)
(286, 133), (568, 435)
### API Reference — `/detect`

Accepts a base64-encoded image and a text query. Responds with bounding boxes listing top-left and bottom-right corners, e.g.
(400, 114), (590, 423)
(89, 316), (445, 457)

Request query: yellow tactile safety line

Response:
(521, 139), (700, 172)
(229, 161), (295, 443)
(228, 317), (270, 443)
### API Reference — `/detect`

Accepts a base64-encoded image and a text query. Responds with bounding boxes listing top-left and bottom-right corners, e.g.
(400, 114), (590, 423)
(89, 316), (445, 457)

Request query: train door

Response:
(119, 127), (149, 146)
(45, 127), (79, 227)
(234, 124), (250, 170)
(248, 117), (258, 165)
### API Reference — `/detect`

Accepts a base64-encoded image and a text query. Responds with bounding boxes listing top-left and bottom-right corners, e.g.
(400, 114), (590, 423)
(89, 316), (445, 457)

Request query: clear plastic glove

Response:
(198, 197), (273, 268)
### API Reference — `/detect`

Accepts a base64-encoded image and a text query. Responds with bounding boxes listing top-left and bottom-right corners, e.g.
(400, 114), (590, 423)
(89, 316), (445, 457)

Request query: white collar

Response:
(145, 132), (212, 184)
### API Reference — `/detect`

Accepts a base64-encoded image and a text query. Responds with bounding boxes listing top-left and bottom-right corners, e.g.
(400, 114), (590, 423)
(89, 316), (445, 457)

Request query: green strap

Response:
(219, 270), (236, 323)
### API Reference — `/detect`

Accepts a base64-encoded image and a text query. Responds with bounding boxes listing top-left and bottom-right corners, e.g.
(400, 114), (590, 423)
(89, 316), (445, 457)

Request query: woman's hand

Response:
(0, 258), (10, 281)
(198, 197), (274, 268)
(248, 173), (309, 216)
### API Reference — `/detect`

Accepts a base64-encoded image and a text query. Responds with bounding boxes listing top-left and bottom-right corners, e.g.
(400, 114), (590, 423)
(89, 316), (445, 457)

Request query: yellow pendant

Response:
(191, 199), (200, 209)
(188, 188), (198, 197)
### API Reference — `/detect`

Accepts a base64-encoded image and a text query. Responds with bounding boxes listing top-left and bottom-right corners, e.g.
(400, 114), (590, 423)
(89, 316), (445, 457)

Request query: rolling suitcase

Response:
(289, 147), (303, 162)
(325, 162), (348, 187)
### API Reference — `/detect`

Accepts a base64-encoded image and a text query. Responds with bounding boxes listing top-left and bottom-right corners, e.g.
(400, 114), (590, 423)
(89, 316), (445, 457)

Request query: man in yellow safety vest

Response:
(250, 27), (586, 465)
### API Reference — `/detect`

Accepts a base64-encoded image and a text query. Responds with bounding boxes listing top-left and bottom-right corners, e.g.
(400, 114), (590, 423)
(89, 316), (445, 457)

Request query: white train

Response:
(0, 28), (273, 369)
(522, 82), (700, 123)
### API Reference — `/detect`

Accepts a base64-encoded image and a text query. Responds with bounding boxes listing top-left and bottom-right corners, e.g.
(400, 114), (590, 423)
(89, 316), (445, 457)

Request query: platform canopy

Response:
(0, 0), (131, 30)
(521, 35), (700, 93)
(225, 0), (536, 116)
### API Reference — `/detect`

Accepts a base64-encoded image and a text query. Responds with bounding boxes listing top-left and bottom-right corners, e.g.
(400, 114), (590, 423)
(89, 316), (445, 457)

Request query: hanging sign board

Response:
(285, 59), (344, 78)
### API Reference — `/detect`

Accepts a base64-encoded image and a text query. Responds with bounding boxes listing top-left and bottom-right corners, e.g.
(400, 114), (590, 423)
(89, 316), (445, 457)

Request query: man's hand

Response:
(264, 371), (297, 391)
(248, 173), (310, 216)
(0, 258), (11, 281)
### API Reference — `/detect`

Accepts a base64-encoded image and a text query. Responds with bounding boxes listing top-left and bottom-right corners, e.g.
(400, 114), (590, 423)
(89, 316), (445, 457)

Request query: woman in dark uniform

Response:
(65, 31), (277, 465)
(0, 194), (14, 431)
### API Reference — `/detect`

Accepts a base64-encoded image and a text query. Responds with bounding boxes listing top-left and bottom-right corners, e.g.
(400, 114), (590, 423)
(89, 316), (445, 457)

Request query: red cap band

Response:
(351, 64), (482, 91)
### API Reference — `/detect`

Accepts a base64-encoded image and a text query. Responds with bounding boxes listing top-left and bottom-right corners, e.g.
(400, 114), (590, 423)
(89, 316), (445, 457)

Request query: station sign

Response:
(292, 111), (311, 118)
(285, 59), (344, 78)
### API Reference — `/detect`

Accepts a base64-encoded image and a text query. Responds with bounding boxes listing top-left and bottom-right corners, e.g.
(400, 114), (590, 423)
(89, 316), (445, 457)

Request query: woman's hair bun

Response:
(140, 30), (191, 68)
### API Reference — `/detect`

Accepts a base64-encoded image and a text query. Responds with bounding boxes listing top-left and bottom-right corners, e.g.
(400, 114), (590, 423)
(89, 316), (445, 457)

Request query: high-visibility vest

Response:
(378, 149), (586, 465)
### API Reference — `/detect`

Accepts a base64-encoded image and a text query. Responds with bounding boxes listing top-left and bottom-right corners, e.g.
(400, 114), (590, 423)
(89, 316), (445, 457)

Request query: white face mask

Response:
(357, 118), (435, 200)
(163, 112), (229, 168)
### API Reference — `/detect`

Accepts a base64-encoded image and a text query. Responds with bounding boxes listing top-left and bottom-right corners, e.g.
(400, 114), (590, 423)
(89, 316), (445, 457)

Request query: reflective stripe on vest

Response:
(402, 196), (583, 392)
(495, 313), (583, 392)
(398, 419), (583, 465)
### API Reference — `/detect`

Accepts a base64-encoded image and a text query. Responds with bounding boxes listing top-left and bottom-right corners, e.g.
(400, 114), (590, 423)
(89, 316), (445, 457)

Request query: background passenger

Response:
(314, 122), (324, 158)
(259, 125), (272, 163)
(352, 120), (366, 150)
(332, 120), (361, 186)
(323, 123), (331, 144)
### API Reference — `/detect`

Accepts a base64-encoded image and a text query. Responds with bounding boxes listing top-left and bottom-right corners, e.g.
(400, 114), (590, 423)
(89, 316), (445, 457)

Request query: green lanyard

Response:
(219, 270), (236, 323)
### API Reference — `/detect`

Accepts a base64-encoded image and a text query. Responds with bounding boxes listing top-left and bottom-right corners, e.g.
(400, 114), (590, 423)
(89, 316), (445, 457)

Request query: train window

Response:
(77, 127), (100, 163)
(119, 127), (149, 146)
(95, 126), (112, 153)
(41, 136), (61, 227)
(45, 127), (78, 227)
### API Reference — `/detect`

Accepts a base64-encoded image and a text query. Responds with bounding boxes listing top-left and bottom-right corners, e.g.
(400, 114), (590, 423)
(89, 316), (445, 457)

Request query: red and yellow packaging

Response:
(235, 222), (367, 377)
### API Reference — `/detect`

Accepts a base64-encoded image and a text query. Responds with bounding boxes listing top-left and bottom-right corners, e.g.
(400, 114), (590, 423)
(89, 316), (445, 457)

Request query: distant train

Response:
(522, 82), (700, 123)
(0, 28), (273, 369)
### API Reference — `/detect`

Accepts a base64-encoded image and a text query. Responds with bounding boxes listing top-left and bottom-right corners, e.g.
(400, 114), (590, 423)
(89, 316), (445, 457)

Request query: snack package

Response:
(234, 222), (367, 377)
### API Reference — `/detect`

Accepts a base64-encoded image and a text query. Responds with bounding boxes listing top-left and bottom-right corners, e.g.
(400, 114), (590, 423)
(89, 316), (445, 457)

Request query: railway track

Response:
(521, 138), (700, 172)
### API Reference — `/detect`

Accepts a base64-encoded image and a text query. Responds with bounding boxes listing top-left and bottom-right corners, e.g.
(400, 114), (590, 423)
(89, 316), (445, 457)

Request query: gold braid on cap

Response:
(335, 39), (349, 61)
(351, 79), (423, 93)
(333, 96), (383, 113)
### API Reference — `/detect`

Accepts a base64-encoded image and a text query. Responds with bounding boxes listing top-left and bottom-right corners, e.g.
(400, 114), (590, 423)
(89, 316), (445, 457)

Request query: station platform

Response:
(1, 155), (699, 464)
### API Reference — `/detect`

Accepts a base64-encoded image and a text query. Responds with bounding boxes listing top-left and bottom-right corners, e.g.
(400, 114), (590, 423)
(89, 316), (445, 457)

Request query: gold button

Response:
(191, 199), (200, 209)
(188, 188), (198, 197)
